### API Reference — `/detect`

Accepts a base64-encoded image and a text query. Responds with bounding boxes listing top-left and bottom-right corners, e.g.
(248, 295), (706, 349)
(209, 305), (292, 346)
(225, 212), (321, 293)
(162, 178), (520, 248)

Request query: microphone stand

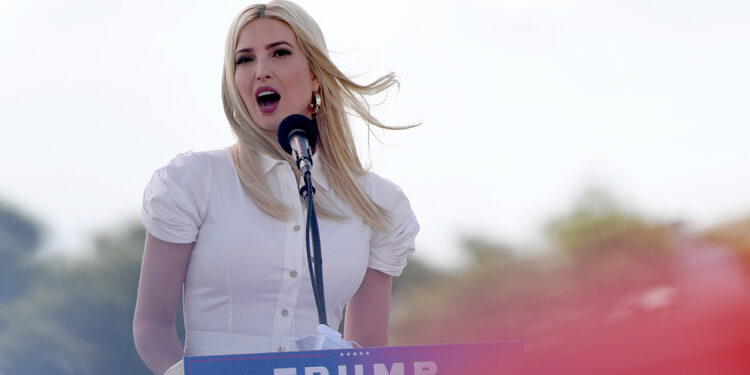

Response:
(298, 154), (327, 326)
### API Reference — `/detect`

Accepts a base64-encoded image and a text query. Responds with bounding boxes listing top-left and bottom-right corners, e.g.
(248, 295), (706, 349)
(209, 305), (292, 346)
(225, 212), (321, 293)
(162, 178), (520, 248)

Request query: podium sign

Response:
(183, 342), (522, 375)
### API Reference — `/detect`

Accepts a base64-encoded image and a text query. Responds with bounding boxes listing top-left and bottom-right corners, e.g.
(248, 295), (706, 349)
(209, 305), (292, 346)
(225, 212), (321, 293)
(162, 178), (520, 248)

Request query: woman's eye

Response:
(235, 56), (254, 65)
(273, 49), (291, 57)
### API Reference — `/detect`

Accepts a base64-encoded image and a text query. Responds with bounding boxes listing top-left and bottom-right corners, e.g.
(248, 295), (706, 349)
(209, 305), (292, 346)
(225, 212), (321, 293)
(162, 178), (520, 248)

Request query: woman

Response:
(133, 1), (419, 374)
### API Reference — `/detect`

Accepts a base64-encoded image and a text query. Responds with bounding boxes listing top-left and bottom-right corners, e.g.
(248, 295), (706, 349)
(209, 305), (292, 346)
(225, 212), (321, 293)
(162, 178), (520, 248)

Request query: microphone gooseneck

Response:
(277, 114), (327, 326)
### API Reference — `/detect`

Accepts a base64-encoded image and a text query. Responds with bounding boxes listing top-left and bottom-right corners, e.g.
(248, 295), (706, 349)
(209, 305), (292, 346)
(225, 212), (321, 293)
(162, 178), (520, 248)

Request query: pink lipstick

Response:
(255, 86), (281, 114)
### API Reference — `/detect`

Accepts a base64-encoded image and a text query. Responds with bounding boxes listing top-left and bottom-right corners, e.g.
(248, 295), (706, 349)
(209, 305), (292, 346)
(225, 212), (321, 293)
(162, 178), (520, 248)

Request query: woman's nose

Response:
(255, 59), (272, 81)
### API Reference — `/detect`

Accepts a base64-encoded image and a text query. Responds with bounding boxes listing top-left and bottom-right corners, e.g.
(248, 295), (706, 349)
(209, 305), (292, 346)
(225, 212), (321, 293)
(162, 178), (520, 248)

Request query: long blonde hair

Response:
(222, 0), (410, 232)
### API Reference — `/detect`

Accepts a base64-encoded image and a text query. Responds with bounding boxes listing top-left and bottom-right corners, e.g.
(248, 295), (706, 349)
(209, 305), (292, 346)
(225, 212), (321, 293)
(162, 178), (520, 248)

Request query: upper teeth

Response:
(258, 91), (276, 98)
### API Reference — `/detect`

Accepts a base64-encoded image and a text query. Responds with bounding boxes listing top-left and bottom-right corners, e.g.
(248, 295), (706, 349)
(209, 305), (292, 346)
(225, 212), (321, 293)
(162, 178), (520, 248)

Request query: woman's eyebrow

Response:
(266, 41), (293, 49)
(235, 41), (294, 55)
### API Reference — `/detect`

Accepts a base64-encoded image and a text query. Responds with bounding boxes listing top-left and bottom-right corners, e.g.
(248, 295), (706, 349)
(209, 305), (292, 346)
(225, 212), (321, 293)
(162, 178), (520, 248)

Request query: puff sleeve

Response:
(366, 173), (420, 277)
(141, 151), (211, 243)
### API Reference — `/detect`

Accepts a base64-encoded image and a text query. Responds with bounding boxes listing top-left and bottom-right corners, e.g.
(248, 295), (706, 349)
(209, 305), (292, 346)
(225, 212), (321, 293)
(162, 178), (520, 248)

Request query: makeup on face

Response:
(233, 18), (320, 131)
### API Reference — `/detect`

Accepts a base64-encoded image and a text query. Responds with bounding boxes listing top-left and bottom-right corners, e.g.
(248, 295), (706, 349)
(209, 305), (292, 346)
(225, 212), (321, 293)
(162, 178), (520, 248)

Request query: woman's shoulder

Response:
(160, 148), (231, 170)
(142, 148), (233, 243)
(359, 171), (410, 209)
(361, 170), (420, 277)
(145, 148), (236, 203)
(155, 148), (233, 180)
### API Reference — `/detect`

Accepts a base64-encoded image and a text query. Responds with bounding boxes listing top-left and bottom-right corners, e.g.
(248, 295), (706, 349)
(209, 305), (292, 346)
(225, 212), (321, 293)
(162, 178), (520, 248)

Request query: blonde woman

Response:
(132, 1), (419, 374)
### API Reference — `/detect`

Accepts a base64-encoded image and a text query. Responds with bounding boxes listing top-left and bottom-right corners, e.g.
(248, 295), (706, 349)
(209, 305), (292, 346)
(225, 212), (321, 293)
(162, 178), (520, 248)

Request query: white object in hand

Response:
(286, 324), (356, 351)
(163, 359), (184, 375)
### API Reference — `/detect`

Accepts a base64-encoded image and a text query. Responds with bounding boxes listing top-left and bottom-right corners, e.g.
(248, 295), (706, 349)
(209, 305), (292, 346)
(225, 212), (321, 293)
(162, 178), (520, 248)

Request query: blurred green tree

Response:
(461, 236), (516, 268)
(0, 201), (42, 301)
(392, 256), (445, 297)
(544, 188), (671, 259)
(0, 221), (178, 374)
(701, 217), (750, 276)
(703, 217), (750, 254)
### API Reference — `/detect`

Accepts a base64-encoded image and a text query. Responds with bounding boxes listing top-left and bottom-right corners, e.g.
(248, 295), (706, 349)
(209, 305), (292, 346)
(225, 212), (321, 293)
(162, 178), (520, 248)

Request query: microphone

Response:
(277, 114), (318, 175)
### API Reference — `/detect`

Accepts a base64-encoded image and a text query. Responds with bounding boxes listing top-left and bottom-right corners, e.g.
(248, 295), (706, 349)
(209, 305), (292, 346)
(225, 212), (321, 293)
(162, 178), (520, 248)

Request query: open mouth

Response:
(256, 88), (281, 113)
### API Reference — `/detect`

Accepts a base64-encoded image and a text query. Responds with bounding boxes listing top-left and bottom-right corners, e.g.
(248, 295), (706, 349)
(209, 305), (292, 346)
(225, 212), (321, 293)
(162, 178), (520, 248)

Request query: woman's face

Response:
(234, 18), (319, 132)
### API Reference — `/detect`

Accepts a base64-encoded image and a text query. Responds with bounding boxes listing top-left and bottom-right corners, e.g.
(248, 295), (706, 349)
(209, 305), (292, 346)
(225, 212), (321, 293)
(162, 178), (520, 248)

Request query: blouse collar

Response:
(258, 152), (330, 192)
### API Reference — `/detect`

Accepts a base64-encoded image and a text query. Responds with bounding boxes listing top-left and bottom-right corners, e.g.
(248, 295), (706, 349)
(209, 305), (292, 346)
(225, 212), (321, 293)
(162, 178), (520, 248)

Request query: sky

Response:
(1, 0), (749, 268)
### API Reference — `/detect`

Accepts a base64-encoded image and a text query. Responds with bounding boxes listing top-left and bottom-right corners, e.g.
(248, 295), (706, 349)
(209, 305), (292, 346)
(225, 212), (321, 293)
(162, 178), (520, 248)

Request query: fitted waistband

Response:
(184, 330), (272, 357)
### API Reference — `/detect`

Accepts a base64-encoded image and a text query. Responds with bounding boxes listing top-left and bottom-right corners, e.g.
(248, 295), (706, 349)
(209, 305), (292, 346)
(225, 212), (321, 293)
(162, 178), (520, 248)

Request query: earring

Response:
(309, 92), (322, 114)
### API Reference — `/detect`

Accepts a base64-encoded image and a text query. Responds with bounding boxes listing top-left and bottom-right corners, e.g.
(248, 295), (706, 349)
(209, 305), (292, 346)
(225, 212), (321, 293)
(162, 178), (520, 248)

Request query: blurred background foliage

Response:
(390, 188), (681, 346)
(0, 199), (154, 374)
(1, 189), (749, 373)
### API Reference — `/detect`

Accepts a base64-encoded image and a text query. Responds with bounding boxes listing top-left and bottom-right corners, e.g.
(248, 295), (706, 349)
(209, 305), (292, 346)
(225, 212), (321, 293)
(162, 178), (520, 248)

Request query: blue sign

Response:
(183, 342), (522, 375)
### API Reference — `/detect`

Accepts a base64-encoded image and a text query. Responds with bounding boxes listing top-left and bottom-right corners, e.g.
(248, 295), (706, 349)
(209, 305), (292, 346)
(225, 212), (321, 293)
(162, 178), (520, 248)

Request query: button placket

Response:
(271, 165), (303, 349)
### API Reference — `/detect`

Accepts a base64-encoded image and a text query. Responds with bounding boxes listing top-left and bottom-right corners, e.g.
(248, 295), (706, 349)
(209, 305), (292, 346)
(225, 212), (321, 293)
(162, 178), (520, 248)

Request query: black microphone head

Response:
(277, 114), (318, 155)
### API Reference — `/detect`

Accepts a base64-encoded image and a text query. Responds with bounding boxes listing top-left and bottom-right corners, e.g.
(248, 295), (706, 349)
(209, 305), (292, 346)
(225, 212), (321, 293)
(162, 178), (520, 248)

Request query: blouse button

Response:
(293, 225), (301, 232)
(281, 308), (289, 317)
(290, 270), (298, 278)
(278, 346), (284, 352)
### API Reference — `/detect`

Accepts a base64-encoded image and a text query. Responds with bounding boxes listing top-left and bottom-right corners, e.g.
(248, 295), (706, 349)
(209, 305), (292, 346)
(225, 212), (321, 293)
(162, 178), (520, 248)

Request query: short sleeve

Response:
(366, 174), (420, 277)
(141, 151), (211, 243)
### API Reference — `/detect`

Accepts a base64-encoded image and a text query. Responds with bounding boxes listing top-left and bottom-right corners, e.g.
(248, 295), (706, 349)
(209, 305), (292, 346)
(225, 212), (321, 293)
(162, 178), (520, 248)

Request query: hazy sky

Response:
(1, 0), (749, 267)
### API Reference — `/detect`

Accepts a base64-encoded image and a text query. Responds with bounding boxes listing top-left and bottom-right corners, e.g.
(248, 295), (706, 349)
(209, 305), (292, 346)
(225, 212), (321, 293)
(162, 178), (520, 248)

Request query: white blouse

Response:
(140, 148), (419, 356)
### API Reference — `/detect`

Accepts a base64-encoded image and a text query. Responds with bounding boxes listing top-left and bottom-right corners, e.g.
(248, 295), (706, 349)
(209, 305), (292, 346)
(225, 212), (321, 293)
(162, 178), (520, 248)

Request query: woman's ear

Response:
(311, 71), (320, 93)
